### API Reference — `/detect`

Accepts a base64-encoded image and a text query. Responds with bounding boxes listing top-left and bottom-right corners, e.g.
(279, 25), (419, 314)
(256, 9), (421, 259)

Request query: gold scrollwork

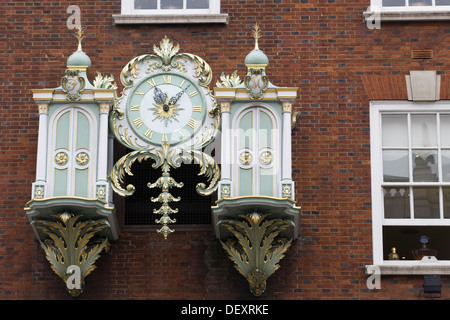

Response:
(219, 213), (293, 296)
(109, 37), (221, 239)
(61, 69), (85, 101)
(33, 213), (110, 297)
(221, 184), (231, 199)
(282, 184), (292, 199)
(244, 68), (269, 100)
(34, 185), (45, 199)
(96, 185), (106, 200)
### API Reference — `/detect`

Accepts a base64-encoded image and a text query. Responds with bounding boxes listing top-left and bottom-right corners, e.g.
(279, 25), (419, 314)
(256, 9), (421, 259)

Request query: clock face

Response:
(126, 73), (207, 146)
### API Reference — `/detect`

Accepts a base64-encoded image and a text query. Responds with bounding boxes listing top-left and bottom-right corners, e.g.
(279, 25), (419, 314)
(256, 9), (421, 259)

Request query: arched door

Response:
(48, 106), (96, 198)
(233, 105), (280, 197)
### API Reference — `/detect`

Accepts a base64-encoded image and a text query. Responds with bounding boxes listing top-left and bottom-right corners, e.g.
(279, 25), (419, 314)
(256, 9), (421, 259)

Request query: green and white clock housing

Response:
(212, 25), (301, 296)
(26, 41), (119, 241)
(213, 36), (300, 235)
(25, 28), (120, 297)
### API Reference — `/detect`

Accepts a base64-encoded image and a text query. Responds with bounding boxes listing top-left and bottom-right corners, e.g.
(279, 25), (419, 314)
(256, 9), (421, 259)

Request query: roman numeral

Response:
(192, 105), (202, 112)
(130, 104), (140, 111)
(133, 117), (144, 129)
(144, 129), (153, 139)
(135, 90), (145, 96)
(161, 134), (168, 142)
(162, 75), (172, 84)
(147, 78), (157, 88)
(188, 91), (198, 98)
(187, 118), (198, 129)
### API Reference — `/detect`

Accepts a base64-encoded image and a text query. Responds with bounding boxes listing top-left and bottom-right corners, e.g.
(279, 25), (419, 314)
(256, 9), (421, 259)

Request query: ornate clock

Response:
(109, 37), (220, 239)
(126, 72), (207, 146)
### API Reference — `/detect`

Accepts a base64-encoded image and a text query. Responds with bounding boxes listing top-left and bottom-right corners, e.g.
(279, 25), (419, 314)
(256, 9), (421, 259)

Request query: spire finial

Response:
(252, 23), (261, 50)
(75, 25), (85, 52)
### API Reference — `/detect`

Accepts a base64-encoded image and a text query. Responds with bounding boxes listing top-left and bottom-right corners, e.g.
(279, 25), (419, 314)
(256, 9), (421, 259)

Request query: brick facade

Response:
(2, 0), (450, 300)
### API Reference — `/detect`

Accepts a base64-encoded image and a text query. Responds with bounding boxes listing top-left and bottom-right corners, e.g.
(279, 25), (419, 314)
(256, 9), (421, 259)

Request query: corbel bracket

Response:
(32, 212), (110, 297)
(218, 212), (293, 296)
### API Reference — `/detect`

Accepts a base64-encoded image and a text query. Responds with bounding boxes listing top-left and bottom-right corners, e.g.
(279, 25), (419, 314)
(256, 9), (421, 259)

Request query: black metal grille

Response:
(124, 155), (213, 226)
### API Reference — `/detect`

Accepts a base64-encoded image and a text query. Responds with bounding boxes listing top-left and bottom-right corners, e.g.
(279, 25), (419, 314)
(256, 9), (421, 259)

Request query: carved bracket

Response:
(218, 212), (293, 296)
(32, 212), (110, 297)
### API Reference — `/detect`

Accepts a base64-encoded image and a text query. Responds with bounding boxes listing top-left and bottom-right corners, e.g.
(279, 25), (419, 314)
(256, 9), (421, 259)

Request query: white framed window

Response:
(369, 101), (450, 274)
(364, 0), (450, 22)
(113, 0), (228, 24)
(377, 0), (450, 9)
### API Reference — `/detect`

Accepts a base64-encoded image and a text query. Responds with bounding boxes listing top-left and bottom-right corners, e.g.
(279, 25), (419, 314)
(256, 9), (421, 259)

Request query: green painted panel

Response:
(239, 167), (252, 196)
(259, 110), (273, 149)
(260, 167), (273, 196)
(55, 111), (70, 149)
(53, 168), (68, 196)
(239, 110), (253, 149)
(75, 168), (89, 198)
(76, 111), (90, 150)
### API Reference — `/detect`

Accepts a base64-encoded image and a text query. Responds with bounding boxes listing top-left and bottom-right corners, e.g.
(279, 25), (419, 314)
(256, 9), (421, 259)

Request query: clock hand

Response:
(153, 87), (167, 105)
(169, 84), (191, 106)
(169, 90), (184, 106)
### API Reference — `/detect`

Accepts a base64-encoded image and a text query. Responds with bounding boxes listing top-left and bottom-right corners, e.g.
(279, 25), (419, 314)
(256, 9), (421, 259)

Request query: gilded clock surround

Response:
(109, 36), (220, 239)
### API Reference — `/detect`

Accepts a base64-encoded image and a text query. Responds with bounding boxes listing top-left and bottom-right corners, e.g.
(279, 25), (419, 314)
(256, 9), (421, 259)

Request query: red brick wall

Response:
(2, 0), (450, 300)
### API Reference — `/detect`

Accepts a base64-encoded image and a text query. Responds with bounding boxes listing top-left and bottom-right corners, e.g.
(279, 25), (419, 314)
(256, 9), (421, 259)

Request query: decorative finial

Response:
(252, 23), (261, 50)
(75, 26), (85, 52)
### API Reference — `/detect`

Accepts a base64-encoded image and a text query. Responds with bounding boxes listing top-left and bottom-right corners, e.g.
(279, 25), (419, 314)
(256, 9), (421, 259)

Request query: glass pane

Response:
(443, 150), (450, 182)
(411, 114), (437, 147)
(412, 150), (438, 182)
(161, 0), (183, 9)
(259, 111), (273, 150)
(444, 188), (450, 218)
(383, 0), (405, 5)
(409, 0), (432, 5)
(239, 111), (253, 150)
(383, 150), (409, 182)
(437, 0), (450, 5)
(382, 114), (408, 147)
(384, 187), (410, 218)
(413, 187), (440, 218)
(383, 226), (450, 260)
(187, 0), (209, 9)
(440, 115), (450, 146)
(135, 0), (157, 9)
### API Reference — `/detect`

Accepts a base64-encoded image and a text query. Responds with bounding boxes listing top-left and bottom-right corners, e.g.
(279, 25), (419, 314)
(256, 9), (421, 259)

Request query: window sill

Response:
(112, 13), (229, 25)
(366, 259), (450, 275)
(363, 10), (450, 22)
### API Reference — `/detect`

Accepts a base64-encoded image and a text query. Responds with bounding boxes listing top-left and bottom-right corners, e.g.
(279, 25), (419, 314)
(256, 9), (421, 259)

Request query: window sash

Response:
(370, 101), (450, 264)
(371, 0), (450, 11)
(122, 0), (220, 15)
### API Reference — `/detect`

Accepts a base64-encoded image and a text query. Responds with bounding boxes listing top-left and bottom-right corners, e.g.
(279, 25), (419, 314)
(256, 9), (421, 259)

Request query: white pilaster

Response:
(97, 103), (110, 183)
(219, 101), (232, 198)
(281, 101), (293, 182)
(35, 103), (49, 183)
